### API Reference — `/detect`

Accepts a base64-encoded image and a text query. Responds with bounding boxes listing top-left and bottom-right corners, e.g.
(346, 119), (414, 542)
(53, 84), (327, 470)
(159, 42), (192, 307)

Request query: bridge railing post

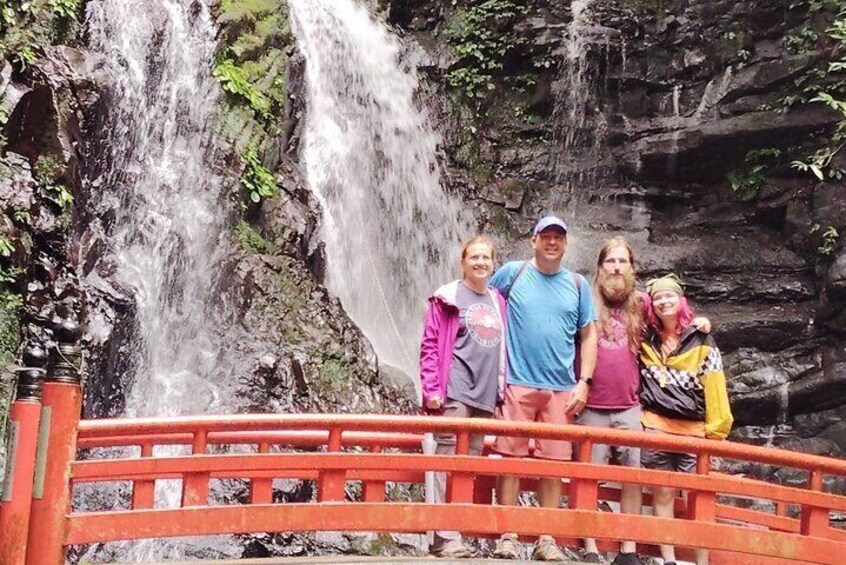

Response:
(248, 442), (273, 504)
(26, 319), (84, 565)
(446, 430), (474, 503)
(362, 444), (386, 502)
(800, 469), (830, 537)
(0, 347), (47, 565)
(181, 430), (209, 506)
(317, 427), (346, 501)
(686, 453), (715, 522)
(131, 442), (155, 509)
(569, 439), (597, 510)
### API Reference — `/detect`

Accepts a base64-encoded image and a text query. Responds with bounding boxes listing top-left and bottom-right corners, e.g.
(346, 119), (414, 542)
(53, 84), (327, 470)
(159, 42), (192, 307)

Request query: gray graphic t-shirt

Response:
(447, 283), (503, 413)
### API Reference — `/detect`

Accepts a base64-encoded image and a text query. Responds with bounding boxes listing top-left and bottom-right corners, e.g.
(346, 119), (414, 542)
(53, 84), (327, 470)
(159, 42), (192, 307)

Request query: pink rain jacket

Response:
(419, 280), (508, 409)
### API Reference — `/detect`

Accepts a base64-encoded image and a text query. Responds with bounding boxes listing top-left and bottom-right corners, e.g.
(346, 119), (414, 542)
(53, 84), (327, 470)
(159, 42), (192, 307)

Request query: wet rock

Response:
(721, 54), (817, 103)
(789, 345), (846, 416)
(826, 252), (846, 300)
(624, 106), (842, 181)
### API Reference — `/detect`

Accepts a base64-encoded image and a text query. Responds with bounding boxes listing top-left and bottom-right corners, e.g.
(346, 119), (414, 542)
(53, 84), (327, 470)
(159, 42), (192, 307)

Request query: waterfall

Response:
(86, 0), (232, 418)
(551, 0), (608, 195)
(77, 1), (237, 560)
(288, 0), (471, 382)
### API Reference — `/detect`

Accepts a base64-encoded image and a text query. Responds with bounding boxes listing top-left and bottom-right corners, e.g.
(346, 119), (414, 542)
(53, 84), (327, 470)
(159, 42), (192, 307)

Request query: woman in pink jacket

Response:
(419, 235), (507, 558)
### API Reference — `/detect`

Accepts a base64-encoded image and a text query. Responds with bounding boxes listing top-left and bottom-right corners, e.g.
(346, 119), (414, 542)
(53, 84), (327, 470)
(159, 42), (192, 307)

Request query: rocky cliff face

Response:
(383, 0), (846, 473)
(0, 1), (414, 442)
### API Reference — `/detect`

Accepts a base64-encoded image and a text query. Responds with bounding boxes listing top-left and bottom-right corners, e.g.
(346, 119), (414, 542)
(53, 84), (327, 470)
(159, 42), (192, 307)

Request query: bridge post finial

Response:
(25, 317), (85, 565)
(0, 346), (48, 565)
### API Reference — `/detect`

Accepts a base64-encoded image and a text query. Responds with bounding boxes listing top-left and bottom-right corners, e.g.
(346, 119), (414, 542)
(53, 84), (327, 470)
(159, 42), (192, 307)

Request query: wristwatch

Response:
(581, 376), (593, 387)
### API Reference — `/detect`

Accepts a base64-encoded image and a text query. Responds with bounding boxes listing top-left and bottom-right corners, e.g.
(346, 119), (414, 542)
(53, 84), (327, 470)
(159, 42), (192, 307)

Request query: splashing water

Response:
(79, 0), (238, 560)
(86, 0), (232, 419)
(551, 0), (608, 195)
(289, 0), (471, 381)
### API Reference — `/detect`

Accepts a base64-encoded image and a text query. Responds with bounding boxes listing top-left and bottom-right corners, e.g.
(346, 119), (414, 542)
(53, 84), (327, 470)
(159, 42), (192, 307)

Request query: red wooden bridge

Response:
(2, 329), (846, 564)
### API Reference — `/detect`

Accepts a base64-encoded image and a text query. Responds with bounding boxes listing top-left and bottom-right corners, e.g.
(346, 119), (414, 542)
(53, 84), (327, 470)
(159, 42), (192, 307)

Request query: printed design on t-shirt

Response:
(464, 302), (502, 348)
(598, 311), (628, 350)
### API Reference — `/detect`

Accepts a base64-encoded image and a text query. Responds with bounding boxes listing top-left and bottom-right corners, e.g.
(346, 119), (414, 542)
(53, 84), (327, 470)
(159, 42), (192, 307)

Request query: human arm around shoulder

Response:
(700, 339), (733, 439)
(489, 261), (515, 295)
(419, 299), (443, 410)
(693, 316), (712, 333)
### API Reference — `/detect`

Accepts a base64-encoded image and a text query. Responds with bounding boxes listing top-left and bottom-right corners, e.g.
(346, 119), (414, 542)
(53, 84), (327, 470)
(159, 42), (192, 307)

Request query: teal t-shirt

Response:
(490, 261), (596, 391)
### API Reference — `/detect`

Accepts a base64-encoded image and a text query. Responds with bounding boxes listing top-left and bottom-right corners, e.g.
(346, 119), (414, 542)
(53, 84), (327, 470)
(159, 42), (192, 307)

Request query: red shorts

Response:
(493, 384), (574, 460)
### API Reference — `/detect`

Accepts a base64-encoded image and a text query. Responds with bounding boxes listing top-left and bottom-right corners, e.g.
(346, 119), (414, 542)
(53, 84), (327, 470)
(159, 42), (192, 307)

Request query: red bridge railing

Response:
(1, 333), (845, 564)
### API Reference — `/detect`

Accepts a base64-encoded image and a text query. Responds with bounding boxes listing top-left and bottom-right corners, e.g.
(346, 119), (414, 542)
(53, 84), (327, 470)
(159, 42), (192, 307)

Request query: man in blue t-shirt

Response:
(488, 215), (598, 561)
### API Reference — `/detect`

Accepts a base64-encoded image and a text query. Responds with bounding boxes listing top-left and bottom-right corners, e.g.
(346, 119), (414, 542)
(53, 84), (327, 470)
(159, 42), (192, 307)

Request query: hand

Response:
(565, 381), (589, 416)
(693, 316), (712, 333)
(426, 397), (442, 410)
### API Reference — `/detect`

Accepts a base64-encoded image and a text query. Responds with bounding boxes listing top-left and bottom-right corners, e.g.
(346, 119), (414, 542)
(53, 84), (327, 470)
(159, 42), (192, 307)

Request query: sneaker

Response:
(532, 535), (567, 561)
(611, 553), (644, 565)
(493, 532), (520, 559)
(430, 539), (477, 558)
(583, 551), (604, 563)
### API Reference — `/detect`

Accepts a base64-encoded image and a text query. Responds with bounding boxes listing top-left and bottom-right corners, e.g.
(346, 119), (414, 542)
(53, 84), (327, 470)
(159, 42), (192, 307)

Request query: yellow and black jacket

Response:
(639, 327), (733, 440)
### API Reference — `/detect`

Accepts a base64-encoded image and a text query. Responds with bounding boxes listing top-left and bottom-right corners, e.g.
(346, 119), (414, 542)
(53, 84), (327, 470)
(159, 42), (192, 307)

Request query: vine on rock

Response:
(445, 0), (527, 108)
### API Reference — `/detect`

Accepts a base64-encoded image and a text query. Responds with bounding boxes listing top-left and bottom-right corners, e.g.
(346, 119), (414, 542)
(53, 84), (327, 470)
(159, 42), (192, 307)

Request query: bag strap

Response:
(570, 271), (583, 324)
(503, 260), (530, 300)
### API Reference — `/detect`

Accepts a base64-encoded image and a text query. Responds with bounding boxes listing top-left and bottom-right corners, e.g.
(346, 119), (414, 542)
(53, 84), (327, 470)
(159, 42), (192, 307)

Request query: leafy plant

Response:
(445, 0), (527, 106)
(811, 224), (840, 255)
(785, 5), (846, 180)
(726, 148), (782, 199)
(240, 146), (276, 203)
(49, 0), (81, 18)
(0, 0), (82, 69)
(213, 58), (271, 120)
(0, 236), (13, 258)
(45, 183), (73, 209)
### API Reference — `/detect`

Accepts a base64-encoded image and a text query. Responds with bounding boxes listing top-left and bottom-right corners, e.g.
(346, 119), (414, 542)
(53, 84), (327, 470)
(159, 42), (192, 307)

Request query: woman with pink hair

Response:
(639, 274), (733, 565)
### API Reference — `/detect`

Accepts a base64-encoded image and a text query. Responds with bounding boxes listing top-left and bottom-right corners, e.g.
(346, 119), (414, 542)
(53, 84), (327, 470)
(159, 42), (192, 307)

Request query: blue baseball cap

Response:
(533, 215), (568, 235)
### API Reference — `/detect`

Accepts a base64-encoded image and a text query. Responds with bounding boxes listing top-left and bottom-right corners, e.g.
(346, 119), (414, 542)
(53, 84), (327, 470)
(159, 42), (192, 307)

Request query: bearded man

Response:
(579, 238), (709, 565)
(578, 237), (646, 565)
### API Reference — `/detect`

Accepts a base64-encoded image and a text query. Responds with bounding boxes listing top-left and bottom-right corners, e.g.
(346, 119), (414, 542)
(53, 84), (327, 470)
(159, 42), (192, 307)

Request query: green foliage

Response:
(0, 0), (83, 69)
(49, 0), (81, 19)
(319, 357), (352, 385)
(234, 219), (270, 253)
(726, 148), (781, 199)
(240, 146), (276, 203)
(214, 58), (272, 120)
(785, 4), (846, 181)
(445, 0), (527, 107)
(0, 235), (13, 258)
(811, 224), (840, 255)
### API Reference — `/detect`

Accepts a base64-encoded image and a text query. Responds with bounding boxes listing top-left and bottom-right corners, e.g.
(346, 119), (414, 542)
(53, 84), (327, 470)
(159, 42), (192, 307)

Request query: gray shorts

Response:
(640, 427), (697, 473)
(577, 405), (642, 467)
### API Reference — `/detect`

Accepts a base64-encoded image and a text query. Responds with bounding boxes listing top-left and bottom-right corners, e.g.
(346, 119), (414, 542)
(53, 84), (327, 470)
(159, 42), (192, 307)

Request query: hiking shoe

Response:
(582, 551), (605, 563)
(610, 553), (643, 565)
(493, 532), (520, 559)
(532, 535), (567, 561)
(430, 539), (477, 558)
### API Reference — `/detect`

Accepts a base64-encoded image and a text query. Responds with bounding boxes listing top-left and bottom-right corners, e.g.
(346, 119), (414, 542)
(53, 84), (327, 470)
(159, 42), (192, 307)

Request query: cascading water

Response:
(551, 0), (608, 194)
(76, 0), (237, 560)
(288, 0), (471, 382)
(86, 0), (232, 419)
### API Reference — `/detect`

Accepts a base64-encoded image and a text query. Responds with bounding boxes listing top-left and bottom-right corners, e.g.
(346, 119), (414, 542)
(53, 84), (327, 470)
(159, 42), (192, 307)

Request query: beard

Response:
(598, 269), (636, 306)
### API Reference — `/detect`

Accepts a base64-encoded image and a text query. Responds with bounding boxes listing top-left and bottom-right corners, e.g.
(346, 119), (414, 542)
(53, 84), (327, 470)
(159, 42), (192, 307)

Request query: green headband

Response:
(645, 273), (684, 296)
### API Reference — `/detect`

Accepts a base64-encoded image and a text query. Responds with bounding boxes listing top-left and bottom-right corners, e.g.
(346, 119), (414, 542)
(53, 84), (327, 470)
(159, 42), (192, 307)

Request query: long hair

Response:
(645, 294), (695, 335)
(592, 237), (643, 352)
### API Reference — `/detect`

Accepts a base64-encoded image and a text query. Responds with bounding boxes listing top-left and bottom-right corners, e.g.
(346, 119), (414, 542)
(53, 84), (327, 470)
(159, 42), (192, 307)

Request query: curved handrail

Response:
(61, 413), (846, 565)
